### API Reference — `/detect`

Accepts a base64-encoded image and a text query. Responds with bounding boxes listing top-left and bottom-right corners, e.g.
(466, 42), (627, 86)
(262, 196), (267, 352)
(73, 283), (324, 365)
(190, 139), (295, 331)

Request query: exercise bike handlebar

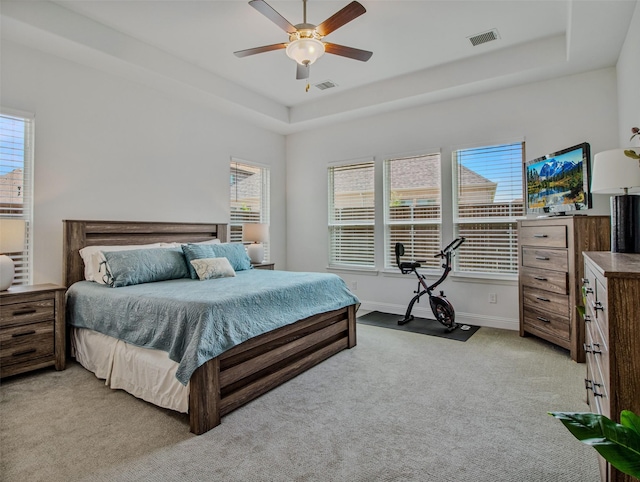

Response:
(433, 237), (466, 258)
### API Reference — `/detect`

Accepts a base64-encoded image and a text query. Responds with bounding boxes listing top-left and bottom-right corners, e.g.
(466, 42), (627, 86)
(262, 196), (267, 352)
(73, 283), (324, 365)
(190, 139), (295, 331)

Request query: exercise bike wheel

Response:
(430, 296), (457, 331)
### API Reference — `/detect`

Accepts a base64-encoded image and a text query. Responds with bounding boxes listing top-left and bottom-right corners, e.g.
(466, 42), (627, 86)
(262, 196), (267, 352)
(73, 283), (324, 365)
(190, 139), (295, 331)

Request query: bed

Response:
(63, 220), (358, 434)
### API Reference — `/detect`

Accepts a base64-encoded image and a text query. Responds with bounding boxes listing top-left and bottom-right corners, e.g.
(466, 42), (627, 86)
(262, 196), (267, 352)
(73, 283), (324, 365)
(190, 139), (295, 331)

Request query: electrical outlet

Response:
(489, 293), (497, 304)
(350, 281), (358, 291)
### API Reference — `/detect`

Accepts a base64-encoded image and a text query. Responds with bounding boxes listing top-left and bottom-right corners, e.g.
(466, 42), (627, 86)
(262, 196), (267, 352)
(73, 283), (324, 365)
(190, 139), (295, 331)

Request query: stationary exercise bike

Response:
(395, 237), (465, 332)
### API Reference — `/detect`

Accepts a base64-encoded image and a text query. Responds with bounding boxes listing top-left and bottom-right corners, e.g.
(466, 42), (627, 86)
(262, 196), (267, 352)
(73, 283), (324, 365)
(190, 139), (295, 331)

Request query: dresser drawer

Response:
(523, 305), (570, 343)
(522, 286), (569, 317)
(520, 266), (568, 294)
(521, 247), (568, 271)
(519, 225), (567, 248)
(0, 320), (54, 367)
(0, 298), (55, 328)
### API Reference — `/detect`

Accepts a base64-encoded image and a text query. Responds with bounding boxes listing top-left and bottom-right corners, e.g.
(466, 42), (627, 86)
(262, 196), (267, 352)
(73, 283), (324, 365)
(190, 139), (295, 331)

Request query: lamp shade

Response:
(0, 219), (26, 253)
(591, 148), (640, 194)
(242, 223), (269, 244)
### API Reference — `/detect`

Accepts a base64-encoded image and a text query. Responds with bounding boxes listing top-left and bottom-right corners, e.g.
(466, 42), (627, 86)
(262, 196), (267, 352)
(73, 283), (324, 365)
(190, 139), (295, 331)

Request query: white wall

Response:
(617, 0), (640, 147)
(0, 41), (286, 285)
(286, 68), (618, 329)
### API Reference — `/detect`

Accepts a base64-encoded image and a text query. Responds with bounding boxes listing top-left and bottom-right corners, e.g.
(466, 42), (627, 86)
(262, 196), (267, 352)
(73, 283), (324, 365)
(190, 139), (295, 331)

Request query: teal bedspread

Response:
(66, 269), (359, 385)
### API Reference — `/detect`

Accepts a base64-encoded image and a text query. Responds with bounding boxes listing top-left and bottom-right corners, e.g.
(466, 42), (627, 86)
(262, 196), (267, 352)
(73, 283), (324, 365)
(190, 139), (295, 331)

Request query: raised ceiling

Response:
(1, 0), (636, 134)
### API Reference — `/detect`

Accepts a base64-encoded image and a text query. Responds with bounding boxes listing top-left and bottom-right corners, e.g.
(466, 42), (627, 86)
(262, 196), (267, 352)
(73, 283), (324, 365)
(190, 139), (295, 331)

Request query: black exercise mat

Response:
(357, 311), (480, 342)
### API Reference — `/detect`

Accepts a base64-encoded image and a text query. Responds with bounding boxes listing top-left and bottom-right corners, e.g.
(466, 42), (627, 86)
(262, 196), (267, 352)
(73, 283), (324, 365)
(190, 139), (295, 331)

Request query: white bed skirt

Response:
(71, 327), (189, 413)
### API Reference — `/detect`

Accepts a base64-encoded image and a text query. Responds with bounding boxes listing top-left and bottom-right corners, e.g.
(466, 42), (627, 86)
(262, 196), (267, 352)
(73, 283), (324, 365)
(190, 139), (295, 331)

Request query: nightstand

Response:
(252, 262), (275, 270)
(0, 283), (66, 378)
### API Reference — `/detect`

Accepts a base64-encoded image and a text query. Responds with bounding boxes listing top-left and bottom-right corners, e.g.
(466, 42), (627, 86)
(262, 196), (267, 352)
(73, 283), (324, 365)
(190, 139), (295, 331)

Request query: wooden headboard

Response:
(63, 220), (228, 287)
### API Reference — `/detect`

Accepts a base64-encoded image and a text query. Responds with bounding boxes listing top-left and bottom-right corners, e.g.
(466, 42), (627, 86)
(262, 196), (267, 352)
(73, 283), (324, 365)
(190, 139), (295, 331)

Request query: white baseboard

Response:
(359, 301), (518, 331)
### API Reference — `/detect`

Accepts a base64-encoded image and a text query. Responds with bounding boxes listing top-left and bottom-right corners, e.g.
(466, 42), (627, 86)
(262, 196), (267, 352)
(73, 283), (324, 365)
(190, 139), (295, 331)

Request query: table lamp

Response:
(0, 219), (26, 290)
(242, 223), (269, 264)
(591, 148), (640, 253)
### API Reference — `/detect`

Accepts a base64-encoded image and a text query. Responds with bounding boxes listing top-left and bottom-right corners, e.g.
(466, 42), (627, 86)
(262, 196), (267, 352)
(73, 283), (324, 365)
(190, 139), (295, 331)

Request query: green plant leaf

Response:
(549, 411), (640, 478)
(622, 411), (640, 435)
(624, 149), (640, 160)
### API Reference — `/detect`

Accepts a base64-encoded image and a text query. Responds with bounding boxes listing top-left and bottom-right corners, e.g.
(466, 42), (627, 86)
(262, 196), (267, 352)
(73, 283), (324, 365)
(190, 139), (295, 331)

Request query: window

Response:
(453, 142), (524, 275)
(328, 161), (375, 268)
(0, 111), (33, 285)
(229, 159), (270, 258)
(384, 153), (441, 269)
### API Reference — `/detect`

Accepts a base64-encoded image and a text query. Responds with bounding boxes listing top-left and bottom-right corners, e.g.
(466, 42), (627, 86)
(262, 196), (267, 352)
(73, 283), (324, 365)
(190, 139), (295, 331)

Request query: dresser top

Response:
(583, 252), (640, 278)
(0, 283), (66, 298)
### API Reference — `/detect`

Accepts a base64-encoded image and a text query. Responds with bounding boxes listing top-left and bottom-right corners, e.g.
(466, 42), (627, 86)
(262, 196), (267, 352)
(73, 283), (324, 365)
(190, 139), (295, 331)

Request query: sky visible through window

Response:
(0, 115), (26, 176)
(457, 143), (523, 203)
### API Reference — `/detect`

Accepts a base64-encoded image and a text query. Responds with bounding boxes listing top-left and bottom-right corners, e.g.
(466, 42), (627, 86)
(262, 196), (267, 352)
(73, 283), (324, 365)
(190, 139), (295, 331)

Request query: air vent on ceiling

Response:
(315, 80), (338, 91)
(468, 29), (500, 47)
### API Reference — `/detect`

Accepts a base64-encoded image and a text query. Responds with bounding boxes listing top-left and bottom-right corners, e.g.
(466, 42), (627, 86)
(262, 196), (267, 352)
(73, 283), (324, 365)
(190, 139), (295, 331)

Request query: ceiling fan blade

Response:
(249, 0), (297, 34)
(234, 43), (287, 58)
(324, 43), (373, 62)
(316, 1), (366, 37)
(296, 63), (310, 80)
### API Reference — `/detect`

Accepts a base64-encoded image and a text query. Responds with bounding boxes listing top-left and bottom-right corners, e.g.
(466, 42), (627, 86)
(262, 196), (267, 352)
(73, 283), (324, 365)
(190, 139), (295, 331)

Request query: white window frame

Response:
(0, 108), (34, 285)
(452, 141), (525, 278)
(383, 152), (442, 270)
(328, 159), (375, 269)
(229, 158), (270, 260)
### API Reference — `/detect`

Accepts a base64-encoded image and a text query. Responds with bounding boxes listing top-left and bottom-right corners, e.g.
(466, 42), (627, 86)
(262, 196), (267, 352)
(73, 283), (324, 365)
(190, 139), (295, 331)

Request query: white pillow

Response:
(79, 243), (165, 283)
(163, 239), (222, 248)
(190, 257), (236, 280)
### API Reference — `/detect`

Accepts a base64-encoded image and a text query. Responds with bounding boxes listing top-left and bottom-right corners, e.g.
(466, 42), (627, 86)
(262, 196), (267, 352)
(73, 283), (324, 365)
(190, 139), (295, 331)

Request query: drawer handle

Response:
(12, 330), (36, 338)
(536, 316), (550, 323)
(535, 256), (550, 261)
(533, 234), (548, 238)
(533, 276), (548, 281)
(536, 296), (550, 302)
(12, 348), (37, 357)
(12, 308), (37, 316)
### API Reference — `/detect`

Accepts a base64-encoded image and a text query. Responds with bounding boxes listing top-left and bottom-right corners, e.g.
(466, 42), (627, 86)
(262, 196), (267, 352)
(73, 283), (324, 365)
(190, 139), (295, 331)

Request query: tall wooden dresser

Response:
(583, 252), (640, 482)
(517, 216), (610, 362)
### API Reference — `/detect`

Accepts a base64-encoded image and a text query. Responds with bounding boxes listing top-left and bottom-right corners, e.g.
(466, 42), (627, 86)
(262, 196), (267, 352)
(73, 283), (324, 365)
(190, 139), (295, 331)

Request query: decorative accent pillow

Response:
(182, 242), (251, 279)
(190, 257), (236, 280)
(102, 248), (190, 287)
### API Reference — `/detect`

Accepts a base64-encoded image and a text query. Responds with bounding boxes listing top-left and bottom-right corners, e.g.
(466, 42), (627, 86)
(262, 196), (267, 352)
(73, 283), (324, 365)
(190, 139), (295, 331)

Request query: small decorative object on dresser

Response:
(517, 216), (610, 362)
(0, 284), (66, 378)
(582, 251), (640, 482)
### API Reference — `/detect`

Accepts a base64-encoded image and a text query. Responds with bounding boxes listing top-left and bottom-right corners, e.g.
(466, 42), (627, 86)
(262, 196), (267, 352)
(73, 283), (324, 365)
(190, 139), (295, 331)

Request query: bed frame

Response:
(63, 220), (357, 434)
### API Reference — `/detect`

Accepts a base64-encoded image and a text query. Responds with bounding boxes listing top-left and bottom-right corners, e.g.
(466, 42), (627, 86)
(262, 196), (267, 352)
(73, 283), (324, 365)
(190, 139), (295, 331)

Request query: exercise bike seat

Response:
(395, 242), (421, 273)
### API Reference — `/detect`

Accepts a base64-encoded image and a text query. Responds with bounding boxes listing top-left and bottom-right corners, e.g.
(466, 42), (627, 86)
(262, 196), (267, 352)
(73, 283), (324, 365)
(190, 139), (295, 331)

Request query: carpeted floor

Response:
(0, 324), (599, 482)
(357, 310), (480, 341)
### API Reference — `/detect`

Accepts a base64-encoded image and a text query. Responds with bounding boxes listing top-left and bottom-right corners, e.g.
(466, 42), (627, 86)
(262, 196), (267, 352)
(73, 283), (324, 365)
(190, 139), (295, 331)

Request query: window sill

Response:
(380, 268), (517, 285)
(326, 266), (379, 276)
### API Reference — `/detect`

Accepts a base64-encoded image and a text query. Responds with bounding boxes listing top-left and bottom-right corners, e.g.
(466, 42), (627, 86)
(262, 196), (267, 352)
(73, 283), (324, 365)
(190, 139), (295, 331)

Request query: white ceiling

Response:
(1, 0), (636, 134)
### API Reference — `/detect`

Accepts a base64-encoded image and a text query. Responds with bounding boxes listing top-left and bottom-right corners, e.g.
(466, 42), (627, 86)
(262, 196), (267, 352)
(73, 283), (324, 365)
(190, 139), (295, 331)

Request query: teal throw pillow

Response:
(102, 248), (190, 287)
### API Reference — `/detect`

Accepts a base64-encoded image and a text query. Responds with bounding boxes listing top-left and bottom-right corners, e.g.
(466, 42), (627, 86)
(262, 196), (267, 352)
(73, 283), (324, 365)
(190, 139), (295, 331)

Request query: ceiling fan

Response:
(234, 0), (373, 82)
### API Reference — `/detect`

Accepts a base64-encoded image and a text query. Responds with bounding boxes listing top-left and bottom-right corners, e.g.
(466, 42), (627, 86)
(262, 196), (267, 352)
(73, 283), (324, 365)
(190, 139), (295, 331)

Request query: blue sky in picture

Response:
(0, 116), (25, 176)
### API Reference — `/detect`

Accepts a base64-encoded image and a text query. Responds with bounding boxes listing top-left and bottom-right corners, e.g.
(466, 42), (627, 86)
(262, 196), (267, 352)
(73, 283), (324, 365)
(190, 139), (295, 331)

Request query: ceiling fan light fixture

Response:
(286, 37), (325, 65)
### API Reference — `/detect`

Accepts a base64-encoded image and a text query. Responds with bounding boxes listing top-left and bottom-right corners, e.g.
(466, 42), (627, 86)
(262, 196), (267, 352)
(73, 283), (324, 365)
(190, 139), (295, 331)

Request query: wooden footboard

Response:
(189, 304), (357, 435)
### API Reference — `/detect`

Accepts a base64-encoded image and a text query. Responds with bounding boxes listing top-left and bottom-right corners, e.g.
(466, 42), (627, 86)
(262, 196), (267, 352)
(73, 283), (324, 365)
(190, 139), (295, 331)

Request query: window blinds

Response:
(384, 153), (441, 269)
(0, 113), (33, 285)
(230, 159), (270, 258)
(453, 142), (524, 275)
(328, 161), (375, 267)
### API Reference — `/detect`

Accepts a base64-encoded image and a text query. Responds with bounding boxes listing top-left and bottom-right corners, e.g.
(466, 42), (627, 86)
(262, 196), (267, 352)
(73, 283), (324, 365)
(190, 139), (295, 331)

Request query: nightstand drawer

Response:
(519, 225), (567, 248)
(521, 247), (568, 271)
(0, 297), (55, 328)
(0, 321), (54, 366)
